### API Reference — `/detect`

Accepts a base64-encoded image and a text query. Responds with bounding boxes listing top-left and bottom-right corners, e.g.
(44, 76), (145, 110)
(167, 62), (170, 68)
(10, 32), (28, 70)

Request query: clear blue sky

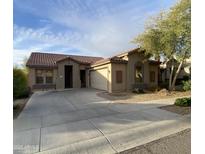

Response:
(14, 0), (178, 66)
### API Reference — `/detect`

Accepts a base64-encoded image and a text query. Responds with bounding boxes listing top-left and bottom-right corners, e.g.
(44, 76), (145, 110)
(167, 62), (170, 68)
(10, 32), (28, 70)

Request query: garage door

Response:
(90, 68), (108, 91)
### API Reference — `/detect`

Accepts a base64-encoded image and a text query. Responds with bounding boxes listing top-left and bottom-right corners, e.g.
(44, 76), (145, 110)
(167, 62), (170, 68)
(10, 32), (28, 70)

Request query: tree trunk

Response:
(168, 61), (174, 91)
(170, 60), (184, 90)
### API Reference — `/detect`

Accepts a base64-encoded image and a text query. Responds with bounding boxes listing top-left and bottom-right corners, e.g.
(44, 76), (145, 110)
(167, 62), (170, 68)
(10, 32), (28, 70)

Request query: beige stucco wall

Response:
(28, 68), (35, 89)
(53, 69), (58, 85)
(56, 59), (81, 89)
(111, 63), (127, 92)
(126, 52), (159, 90)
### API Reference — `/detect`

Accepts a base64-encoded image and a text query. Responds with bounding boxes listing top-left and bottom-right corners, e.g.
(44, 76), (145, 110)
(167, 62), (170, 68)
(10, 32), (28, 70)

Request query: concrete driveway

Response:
(14, 88), (190, 154)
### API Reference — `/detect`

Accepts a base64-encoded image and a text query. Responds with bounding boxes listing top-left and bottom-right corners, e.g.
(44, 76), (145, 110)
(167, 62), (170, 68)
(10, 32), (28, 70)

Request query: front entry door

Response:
(80, 70), (86, 88)
(64, 65), (73, 88)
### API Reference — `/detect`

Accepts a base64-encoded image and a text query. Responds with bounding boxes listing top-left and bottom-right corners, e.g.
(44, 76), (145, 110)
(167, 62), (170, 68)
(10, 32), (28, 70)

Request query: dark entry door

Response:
(80, 70), (86, 88)
(64, 65), (73, 88)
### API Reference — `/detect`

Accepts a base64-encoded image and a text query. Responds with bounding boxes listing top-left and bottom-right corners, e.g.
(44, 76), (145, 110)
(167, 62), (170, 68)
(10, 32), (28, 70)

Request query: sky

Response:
(13, 0), (178, 66)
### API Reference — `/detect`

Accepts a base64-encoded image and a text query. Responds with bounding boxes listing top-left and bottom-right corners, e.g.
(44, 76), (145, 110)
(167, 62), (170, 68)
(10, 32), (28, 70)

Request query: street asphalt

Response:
(120, 128), (191, 154)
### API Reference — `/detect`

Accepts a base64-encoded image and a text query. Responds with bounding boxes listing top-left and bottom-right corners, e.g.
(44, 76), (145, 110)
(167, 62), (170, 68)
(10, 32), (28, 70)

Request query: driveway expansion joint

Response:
(38, 116), (43, 152)
(87, 119), (119, 153)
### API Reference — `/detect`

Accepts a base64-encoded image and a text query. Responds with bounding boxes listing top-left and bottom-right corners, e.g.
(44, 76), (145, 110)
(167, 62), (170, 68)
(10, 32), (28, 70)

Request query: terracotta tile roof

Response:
(115, 47), (142, 57)
(26, 52), (103, 68)
(91, 56), (128, 66)
(90, 47), (143, 67)
(26, 49), (159, 68)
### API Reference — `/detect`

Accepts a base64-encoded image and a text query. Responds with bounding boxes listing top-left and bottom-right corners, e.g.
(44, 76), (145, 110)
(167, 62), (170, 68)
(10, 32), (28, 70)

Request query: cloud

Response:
(14, 0), (178, 65)
(13, 49), (31, 67)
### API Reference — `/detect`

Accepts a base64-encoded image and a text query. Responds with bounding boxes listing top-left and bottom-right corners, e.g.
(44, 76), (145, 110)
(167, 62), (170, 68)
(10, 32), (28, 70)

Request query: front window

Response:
(45, 70), (53, 84)
(36, 77), (44, 84)
(35, 69), (53, 84)
(135, 65), (143, 83)
(36, 70), (44, 84)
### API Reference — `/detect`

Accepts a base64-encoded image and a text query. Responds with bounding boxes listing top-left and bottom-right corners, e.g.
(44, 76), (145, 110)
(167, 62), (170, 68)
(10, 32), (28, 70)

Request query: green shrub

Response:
(182, 80), (191, 91)
(13, 68), (29, 99)
(175, 97), (191, 107)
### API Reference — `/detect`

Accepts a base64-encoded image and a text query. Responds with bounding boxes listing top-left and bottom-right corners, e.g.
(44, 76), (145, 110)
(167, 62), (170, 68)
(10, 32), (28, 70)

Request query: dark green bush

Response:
(175, 97), (191, 107)
(182, 80), (191, 91)
(13, 68), (29, 99)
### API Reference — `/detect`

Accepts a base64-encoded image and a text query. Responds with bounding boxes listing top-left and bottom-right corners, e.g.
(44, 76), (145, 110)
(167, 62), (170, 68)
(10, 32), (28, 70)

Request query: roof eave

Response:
(116, 48), (142, 57)
(90, 60), (127, 68)
(26, 65), (58, 69)
(56, 57), (91, 65)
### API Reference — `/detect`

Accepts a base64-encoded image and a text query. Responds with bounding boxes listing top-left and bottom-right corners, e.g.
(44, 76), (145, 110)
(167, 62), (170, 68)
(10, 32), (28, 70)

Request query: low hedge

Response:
(174, 97), (191, 107)
(13, 68), (29, 99)
(182, 80), (191, 91)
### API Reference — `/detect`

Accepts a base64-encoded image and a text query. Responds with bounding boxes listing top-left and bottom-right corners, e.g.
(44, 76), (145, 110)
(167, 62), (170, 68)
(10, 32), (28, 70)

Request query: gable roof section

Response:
(91, 48), (160, 67)
(26, 52), (103, 68)
(91, 56), (128, 67)
(115, 47), (144, 57)
(90, 48), (143, 67)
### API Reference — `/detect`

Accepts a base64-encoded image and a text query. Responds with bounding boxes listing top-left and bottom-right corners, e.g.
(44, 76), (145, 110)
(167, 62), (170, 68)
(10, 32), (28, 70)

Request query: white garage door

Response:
(90, 68), (108, 91)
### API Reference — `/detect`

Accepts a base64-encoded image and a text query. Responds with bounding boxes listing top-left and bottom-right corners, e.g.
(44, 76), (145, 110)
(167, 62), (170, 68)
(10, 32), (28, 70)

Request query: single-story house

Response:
(26, 48), (160, 93)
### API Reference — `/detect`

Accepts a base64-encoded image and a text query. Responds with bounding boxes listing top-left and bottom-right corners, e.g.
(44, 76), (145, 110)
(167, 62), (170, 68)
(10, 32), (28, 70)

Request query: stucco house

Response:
(26, 48), (160, 93)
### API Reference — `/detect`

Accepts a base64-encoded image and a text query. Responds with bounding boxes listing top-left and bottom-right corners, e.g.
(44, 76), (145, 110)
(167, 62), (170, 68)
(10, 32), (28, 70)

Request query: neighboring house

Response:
(159, 58), (191, 84)
(26, 48), (160, 93)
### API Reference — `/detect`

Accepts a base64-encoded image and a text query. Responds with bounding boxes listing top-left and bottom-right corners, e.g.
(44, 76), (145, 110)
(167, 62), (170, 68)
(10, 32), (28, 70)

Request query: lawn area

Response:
(97, 90), (191, 103)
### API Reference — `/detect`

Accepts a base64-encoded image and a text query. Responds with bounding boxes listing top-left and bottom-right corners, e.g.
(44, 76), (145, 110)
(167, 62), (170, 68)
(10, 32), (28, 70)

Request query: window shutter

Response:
(116, 71), (122, 83)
